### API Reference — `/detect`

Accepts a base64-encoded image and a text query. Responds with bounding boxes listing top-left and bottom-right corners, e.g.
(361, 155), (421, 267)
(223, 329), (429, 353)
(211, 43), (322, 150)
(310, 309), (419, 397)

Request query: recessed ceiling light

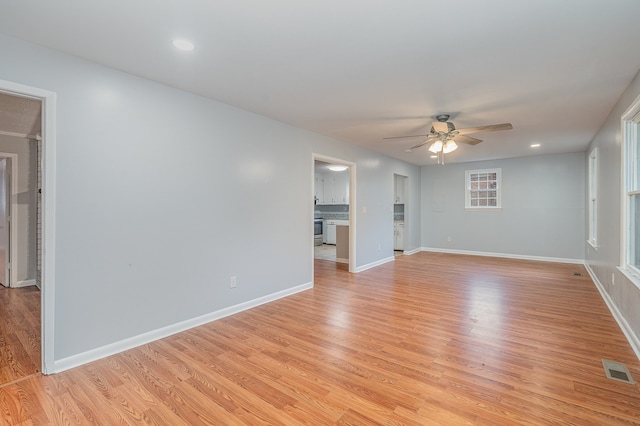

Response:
(328, 165), (348, 172)
(172, 39), (194, 51)
(530, 143), (541, 148)
(430, 155), (437, 158)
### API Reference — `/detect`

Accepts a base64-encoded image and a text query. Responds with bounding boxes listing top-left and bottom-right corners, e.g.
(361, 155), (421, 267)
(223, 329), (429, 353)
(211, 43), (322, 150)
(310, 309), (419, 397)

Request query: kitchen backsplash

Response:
(315, 204), (349, 220)
(394, 203), (404, 221)
(314, 204), (404, 221)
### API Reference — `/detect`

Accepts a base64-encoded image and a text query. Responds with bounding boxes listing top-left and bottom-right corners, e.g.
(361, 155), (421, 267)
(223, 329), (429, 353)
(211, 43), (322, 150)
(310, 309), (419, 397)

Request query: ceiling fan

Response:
(384, 114), (513, 163)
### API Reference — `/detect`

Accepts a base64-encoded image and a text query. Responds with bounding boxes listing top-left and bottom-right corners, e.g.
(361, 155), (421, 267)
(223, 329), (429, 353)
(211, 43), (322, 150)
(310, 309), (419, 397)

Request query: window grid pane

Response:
(466, 169), (500, 209)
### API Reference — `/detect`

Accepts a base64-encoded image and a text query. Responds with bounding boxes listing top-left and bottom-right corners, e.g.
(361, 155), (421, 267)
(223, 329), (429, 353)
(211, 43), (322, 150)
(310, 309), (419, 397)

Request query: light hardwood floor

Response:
(1, 253), (639, 425)
(0, 285), (41, 386)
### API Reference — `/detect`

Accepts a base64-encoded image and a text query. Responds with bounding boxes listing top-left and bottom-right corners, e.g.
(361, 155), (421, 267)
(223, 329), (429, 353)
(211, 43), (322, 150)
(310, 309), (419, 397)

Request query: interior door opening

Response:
(393, 174), (407, 256)
(312, 155), (356, 273)
(0, 88), (44, 383)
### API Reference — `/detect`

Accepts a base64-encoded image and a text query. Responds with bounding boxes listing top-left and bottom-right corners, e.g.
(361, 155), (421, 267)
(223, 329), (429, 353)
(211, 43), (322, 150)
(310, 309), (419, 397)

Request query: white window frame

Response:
(620, 94), (640, 289)
(587, 148), (598, 249)
(465, 168), (502, 210)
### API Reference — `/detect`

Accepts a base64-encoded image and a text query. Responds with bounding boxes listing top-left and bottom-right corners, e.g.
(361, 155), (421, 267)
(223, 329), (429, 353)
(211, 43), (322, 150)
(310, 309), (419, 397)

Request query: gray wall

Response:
(586, 69), (640, 344)
(421, 153), (585, 261)
(0, 33), (421, 363)
(0, 134), (37, 283)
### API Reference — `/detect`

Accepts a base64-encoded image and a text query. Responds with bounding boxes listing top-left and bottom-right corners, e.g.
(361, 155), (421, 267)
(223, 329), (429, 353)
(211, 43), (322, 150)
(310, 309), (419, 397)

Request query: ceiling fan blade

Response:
(383, 134), (430, 140)
(432, 121), (449, 133)
(456, 123), (513, 135)
(408, 136), (437, 150)
(454, 134), (483, 145)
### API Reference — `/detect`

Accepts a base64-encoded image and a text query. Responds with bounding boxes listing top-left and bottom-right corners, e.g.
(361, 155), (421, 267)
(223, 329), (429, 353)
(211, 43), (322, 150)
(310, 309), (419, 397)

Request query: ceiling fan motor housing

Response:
(430, 121), (456, 133)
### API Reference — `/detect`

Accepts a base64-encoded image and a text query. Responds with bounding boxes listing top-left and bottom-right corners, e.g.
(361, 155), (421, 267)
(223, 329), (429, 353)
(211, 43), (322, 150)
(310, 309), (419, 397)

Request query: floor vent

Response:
(573, 272), (583, 276)
(602, 359), (635, 384)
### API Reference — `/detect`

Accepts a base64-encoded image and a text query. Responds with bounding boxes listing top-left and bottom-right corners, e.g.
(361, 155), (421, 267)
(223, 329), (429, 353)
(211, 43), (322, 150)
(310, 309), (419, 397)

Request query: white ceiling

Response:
(1, 0), (640, 165)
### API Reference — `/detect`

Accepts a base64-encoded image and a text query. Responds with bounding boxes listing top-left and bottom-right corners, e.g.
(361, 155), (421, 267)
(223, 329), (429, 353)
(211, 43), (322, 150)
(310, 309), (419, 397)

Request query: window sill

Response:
(617, 266), (640, 291)
(464, 207), (503, 211)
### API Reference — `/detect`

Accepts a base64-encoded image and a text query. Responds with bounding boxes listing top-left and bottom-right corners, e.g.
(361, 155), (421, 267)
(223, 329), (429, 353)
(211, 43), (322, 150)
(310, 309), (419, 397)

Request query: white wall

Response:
(421, 153), (585, 261)
(0, 33), (421, 366)
(585, 69), (640, 348)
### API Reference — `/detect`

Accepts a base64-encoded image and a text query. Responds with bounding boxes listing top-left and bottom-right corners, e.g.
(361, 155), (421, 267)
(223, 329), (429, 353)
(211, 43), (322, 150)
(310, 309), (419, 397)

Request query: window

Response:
(465, 168), (501, 209)
(588, 148), (598, 248)
(622, 95), (640, 284)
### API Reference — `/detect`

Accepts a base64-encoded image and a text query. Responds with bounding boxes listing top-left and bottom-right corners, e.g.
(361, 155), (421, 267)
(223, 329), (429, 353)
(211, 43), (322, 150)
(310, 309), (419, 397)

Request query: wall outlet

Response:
(362, 206), (367, 214)
(447, 236), (452, 242)
(230, 276), (237, 288)
(611, 273), (615, 286)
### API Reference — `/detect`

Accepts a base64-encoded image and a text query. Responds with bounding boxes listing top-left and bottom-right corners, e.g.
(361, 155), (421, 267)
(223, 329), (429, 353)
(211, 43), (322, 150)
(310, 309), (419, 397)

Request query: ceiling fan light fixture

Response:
(443, 140), (458, 154)
(428, 140), (443, 153)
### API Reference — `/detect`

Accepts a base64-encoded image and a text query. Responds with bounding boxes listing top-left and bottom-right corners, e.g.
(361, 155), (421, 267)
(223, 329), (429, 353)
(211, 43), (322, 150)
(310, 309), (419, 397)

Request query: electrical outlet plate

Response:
(230, 276), (237, 288)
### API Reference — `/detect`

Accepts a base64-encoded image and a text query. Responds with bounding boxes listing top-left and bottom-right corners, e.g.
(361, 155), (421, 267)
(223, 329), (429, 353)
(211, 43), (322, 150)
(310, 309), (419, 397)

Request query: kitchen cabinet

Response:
(315, 174), (325, 204)
(394, 222), (404, 251)
(333, 172), (349, 204)
(324, 219), (349, 245)
(317, 172), (349, 205)
(395, 175), (405, 204)
(336, 225), (349, 263)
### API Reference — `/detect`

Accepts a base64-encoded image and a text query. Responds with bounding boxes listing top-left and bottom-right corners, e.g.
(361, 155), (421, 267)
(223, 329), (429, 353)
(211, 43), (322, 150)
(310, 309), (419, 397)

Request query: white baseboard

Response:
(421, 247), (584, 264)
(14, 279), (36, 288)
(52, 281), (313, 374)
(403, 247), (421, 256)
(354, 255), (395, 273)
(584, 264), (640, 362)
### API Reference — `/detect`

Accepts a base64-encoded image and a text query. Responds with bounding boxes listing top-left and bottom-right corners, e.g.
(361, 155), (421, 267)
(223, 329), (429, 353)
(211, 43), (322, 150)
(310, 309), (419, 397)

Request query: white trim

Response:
(0, 153), (18, 287)
(0, 79), (57, 375)
(621, 93), (640, 282)
(53, 281), (313, 373)
(403, 247), (422, 256)
(585, 263), (640, 361)
(587, 147), (598, 247)
(0, 130), (41, 140)
(420, 247), (584, 264)
(465, 167), (502, 210)
(15, 279), (36, 288)
(313, 154), (357, 273)
(354, 256), (395, 273)
(618, 265), (640, 291)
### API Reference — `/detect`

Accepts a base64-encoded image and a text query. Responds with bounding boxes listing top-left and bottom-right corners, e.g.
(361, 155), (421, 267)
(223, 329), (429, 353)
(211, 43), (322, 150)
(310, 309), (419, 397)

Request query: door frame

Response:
(0, 153), (18, 287)
(0, 79), (57, 375)
(312, 154), (356, 273)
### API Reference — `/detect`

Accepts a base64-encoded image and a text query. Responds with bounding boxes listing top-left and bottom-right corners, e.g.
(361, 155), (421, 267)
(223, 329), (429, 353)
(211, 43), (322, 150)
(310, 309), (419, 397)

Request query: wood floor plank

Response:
(0, 286), (41, 387)
(1, 253), (640, 424)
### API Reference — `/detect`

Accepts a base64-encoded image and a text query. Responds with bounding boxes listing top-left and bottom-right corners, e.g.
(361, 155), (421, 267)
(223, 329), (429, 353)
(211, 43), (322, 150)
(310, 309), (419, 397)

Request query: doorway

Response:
(0, 80), (56, 378)
(0, 154), (18, 287)
(393, 174), (407, 256)
(312, 155), (356, 273)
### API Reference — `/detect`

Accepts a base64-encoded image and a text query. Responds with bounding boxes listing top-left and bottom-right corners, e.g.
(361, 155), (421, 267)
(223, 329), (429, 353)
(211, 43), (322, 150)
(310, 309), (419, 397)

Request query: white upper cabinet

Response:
(314, 174), (325, 204)
(333, 172), (349, 204)
(395, 175), (405, 204)
(316, 171), (349, 205)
